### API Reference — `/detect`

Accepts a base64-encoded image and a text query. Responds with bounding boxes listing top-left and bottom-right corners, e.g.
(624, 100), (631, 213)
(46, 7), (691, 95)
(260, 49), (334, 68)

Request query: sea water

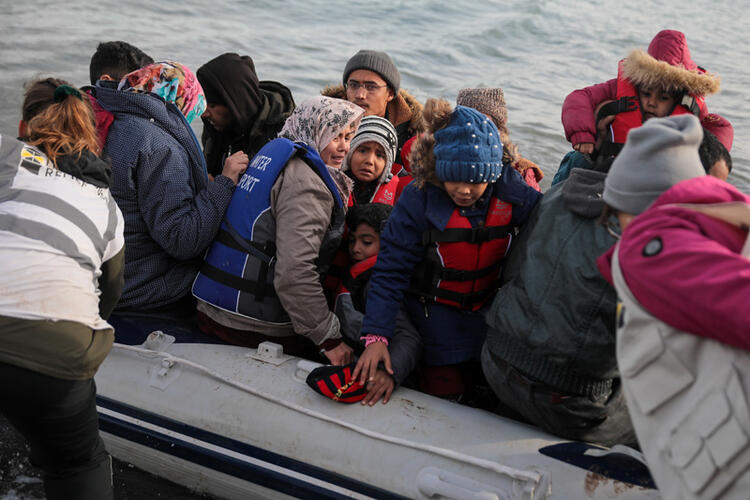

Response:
(0, 0), (748, 192)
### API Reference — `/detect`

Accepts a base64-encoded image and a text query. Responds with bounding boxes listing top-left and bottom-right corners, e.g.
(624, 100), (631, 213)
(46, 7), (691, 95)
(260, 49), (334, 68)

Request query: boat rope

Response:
(114, 344), (544, 487)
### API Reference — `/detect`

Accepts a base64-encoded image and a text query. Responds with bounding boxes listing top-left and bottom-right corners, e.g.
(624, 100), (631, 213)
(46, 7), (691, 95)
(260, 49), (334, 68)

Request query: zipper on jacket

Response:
(420, 296), (429, 318)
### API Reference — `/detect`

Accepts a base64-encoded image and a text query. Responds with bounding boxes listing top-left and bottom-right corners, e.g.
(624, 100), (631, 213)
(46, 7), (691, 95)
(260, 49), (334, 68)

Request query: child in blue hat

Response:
(353, 99), (542, 398)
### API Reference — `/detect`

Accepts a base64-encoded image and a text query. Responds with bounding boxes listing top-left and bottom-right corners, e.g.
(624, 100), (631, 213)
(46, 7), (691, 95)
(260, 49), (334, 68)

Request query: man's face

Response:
(202, 103), (233, 132)
(345, 69), (394, 118)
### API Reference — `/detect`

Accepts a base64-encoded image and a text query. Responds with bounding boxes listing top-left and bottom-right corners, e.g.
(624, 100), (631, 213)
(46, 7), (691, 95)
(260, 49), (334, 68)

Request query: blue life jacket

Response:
(192, 138), (344, 322)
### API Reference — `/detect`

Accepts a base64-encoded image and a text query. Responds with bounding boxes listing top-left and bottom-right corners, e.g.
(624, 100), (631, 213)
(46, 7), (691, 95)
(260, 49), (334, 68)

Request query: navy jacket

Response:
(94, 82), (235, 310)
(362, 165), (541, 365)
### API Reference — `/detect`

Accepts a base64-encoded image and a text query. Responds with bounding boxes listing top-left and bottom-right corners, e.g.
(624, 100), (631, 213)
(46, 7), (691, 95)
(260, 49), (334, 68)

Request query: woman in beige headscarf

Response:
(195, 96), (363, 366)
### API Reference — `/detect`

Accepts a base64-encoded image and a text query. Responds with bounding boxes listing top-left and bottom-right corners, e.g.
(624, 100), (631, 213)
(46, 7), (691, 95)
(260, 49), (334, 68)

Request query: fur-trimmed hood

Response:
(622, 36), (720, 96)
(321, 84), (425, 138)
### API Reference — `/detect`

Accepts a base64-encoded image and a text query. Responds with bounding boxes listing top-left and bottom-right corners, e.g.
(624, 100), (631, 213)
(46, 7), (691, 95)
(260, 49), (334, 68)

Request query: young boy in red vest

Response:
(561, 30), (731, 160)
(333, 203), (421, 405)
(354, 100), (541, 399)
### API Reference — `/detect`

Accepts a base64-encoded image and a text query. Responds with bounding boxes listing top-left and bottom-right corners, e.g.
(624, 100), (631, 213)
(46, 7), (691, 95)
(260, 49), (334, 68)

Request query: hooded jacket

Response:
(93, 81), (235, 310)
(562, 30), (734, 151)
(361, 132), (541, 365)
(321, 85), (424, 162)
(598, 175), (750, 350)
(199, 54), (295, 177)
(485, 168), (619, 396)
(598, 175), (750, 500)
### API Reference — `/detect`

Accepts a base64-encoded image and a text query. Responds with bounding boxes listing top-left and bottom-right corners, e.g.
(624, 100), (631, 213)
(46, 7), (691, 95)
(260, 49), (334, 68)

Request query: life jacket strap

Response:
(679, 94), (701, 117)
(422, 225), (511, 245)
(409, 284), (497, 309)
(199, 262), (277, 300)
(213, 229), (276, 302)
(596, 96), (639, 123)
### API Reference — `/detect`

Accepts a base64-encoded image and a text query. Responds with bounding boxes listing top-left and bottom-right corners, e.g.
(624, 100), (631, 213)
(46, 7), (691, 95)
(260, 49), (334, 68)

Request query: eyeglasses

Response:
(345, 80), (388, 93)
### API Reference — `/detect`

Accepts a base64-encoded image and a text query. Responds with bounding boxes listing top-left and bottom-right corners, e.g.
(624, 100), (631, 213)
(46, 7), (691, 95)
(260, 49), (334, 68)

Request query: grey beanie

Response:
(344, 115), (398, 183)
(603, 114), (705, 215)
(343, 50), (400, 93)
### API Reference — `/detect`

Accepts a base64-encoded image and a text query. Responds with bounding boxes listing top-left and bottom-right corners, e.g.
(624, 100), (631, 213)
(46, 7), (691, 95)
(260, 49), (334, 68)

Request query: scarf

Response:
(119, 61), (206, 123)
(278, 96), (363, 158)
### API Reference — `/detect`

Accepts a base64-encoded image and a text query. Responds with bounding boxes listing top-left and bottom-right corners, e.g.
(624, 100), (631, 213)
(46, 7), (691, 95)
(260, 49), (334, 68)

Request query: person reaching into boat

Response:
(0, 78), (125, 499)
(197, 53), (296, 179)
(557, 29), (732, 182)
(353, 99), (541, 399)
(323, 49), (424, 177)
(90, 62), (247, 317)
(597, 114), (750, 498)
(193, 96), (363, 366)
(333, 203), (421, 405)
(456, 87), (544, 192)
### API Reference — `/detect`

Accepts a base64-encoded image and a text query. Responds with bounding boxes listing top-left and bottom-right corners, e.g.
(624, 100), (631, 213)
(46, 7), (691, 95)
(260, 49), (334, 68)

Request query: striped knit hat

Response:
(344, 115), (398, 183)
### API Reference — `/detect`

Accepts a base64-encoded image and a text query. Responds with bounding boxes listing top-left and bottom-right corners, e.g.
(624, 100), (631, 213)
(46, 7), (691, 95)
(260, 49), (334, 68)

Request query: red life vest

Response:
(347, 175), (401, 207)
(609, 59), (706, 147)
(411, 197), (513, 311)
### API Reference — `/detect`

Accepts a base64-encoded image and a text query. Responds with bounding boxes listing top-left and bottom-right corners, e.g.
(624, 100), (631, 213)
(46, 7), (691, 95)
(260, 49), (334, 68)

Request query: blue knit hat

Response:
(434, 106), (503, 183)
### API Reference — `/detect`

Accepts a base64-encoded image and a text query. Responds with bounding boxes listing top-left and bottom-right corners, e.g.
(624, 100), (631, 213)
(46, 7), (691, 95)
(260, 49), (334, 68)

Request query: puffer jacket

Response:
(485, 168), (619, 397)
(361, 134), (541, 365)
(93, 81), (235, 310)
(598, 175), (750, 350)
(322, 84), (424, 162)
(562, 30), (733, 151)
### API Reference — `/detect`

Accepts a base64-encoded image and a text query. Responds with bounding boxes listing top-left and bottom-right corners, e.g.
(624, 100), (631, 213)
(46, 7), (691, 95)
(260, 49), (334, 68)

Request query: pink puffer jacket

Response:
(598, 175), (750, 350)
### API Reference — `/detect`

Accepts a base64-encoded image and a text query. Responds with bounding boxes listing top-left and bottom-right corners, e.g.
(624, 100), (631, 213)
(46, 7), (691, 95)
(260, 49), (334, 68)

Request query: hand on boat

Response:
(323, 341), (354, 365)
(362, 370), (395, 406)
(353, 341), (393, 385)
(221, 150), (250, 185)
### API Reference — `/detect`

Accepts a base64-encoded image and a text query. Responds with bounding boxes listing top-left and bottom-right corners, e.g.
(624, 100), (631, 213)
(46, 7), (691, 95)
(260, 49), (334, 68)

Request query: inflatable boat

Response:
(94, 315), (660, 499)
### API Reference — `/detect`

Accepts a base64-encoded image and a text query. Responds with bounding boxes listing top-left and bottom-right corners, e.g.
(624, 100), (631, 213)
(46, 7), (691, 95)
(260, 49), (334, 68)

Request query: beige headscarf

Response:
(279, 96), (363, 155)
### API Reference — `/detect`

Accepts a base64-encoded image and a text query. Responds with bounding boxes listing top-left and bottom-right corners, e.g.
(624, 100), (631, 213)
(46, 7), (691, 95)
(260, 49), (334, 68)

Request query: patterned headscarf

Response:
(119, 61), (206, 123)
(279, 96), (363, 154)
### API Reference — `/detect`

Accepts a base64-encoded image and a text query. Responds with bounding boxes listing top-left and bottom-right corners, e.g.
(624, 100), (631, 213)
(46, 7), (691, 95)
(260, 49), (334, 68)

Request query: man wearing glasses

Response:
(324, 50), (424, 170)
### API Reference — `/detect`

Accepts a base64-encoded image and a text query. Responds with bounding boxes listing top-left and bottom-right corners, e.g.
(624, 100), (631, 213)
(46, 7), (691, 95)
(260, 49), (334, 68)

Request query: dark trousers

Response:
(0, 362), (113, 500)
(480, 344), (637, 448)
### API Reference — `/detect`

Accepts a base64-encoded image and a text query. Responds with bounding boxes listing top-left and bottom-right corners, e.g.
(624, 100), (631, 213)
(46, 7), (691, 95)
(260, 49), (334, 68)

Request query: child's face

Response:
(349, 223), (380, 263)
(349, 141), (387, 182)
(638, 87), (677, 121)
(444, 181), (489, 207)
